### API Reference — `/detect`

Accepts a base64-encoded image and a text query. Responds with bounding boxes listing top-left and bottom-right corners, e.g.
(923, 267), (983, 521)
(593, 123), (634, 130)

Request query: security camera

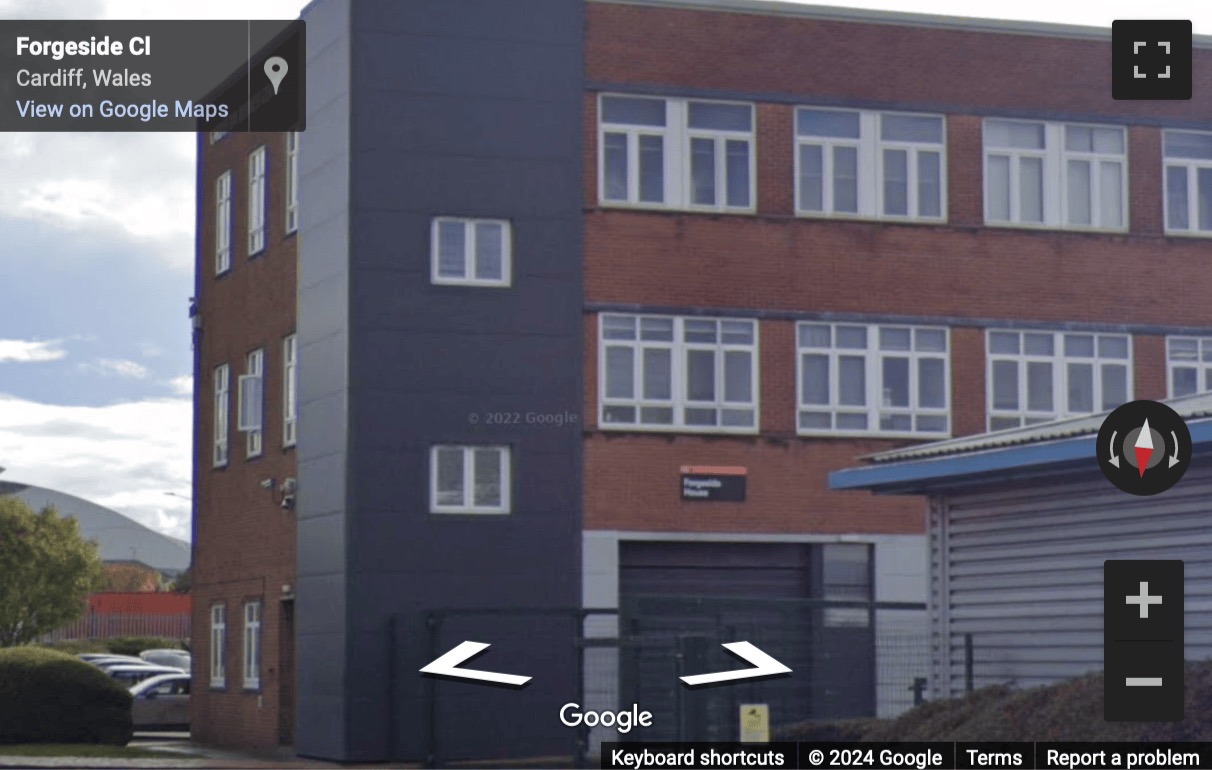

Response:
(282, 477), (297, 494)
(259, 478), (274, 489)
(281, 493), (295, 510)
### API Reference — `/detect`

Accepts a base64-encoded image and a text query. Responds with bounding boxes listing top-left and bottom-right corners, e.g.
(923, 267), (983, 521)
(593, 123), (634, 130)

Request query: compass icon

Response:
(1097, 400), (1192, 496)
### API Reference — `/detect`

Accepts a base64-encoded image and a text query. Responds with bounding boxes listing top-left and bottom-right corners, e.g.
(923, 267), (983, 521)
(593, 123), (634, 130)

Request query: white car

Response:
(130, 673), (190, 730)
(104, 664), (184, 687)
(139, 649), (191, 672)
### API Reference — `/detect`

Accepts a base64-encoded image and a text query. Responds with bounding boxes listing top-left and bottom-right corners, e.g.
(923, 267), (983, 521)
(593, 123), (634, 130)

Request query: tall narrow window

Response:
(248, 146), (267, 255)
(238, 349), (264, 458)
(243, 601), (261, 690)
(213, 364), (229, 467)
(210, 604), (226, 688)
(215, 171), (232, 274)
(285, 132), (299, 234)
(283, 335), (297, 447)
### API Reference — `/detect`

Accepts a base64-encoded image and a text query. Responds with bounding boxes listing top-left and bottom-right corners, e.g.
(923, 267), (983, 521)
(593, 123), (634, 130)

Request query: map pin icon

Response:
(264, 57), (288, 95)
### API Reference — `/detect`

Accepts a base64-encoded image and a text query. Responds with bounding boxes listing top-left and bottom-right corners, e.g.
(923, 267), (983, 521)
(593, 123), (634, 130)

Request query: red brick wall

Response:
(193, 130), (298, 750)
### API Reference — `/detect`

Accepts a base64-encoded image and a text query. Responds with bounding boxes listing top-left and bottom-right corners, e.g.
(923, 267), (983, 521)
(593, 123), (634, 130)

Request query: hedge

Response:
(0, 647), (133, 745)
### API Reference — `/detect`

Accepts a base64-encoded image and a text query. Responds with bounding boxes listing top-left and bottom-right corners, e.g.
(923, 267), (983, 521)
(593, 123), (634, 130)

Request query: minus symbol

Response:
(1126, 677), (1163, 686)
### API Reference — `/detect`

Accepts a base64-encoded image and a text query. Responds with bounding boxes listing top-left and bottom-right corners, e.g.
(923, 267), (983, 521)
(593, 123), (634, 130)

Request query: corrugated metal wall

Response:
(930, 464), (1212, 698)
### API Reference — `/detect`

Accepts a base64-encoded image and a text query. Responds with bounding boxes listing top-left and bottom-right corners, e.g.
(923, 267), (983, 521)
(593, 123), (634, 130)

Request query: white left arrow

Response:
(679, 641), (791, 687)
(419, 641), (532, 687)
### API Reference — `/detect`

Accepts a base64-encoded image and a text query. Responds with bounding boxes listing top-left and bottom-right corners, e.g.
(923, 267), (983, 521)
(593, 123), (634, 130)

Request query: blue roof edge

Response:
(829, 417), (1212, 494)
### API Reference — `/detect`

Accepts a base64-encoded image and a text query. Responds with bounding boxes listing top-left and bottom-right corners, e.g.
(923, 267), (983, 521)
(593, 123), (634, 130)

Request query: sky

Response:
(0, 0), (1210, 545)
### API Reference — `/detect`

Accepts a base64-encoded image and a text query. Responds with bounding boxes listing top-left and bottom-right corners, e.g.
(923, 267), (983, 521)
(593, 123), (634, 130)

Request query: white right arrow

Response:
(419, 641), (531, 687)
(679, 642), (791, 687)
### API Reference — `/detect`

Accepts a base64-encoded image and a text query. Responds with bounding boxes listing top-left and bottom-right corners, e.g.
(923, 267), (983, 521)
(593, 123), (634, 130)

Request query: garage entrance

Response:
(618, 540), (876, 740)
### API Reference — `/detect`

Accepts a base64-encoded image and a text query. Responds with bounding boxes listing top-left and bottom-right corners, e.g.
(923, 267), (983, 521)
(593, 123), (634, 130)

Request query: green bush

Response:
(0, 647), (133, 745)
(104, 636), (185, 656)
(37, 639), (111, 655)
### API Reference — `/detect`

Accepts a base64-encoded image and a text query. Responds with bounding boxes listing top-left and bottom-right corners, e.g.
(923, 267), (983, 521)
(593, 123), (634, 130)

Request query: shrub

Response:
(37, 639), (110, 655)
(105, 636), (185, 656)
(0, 647), (133, 745)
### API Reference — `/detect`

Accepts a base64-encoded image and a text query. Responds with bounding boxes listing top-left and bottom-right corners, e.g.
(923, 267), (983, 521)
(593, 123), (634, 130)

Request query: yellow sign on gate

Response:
(739, 703), (769, 743)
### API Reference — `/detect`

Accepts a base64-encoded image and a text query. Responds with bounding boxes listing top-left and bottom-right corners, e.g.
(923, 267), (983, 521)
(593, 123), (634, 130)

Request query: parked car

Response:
(104, 664), (184, 687)
(81, 654), (146, 668)
(130, 673), (190, 730)
(139, 649), (191, 672)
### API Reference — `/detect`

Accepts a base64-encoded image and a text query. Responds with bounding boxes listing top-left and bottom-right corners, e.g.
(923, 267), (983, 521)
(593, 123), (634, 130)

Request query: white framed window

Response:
(213, 364), (229, 468)
(797, 323), (950, 436)
(984, 119), (1126, 230)
(248, 146), (267, 255)
(209, 604), (226, 688)
(599, 314), (758, 433)
(430, 446), (511, 514)
(796, 108), (945, 221)
(1163, 130), (1212, 235)
(242, 601), (261, 690)
(987, 330), (1132, 430)
(215, 171), (232, 275)
(431, 218), (512, 286)
(285, 132), (299, 235)
(283, 335), (297, 447)
(1167, 336), (1212, 396)
(599, 94), (754, 212)
(238, 348), (264, 458)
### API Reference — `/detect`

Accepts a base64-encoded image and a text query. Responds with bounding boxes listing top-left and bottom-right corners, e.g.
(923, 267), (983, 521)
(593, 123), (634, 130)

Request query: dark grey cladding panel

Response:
(354, 0), (581, 42)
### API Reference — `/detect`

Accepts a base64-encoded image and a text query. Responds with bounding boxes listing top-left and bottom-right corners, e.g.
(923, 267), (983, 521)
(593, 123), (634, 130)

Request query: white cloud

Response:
(0, 339), (67, 363)
(167, 375), (193, 396)
(0, 393), (191, 541)
(79, 358), (150, 379)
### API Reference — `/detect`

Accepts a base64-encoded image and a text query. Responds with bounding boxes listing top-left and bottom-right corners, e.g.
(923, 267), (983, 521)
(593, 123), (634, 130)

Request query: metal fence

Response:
(41, 612), (191, 642)
(422, 598), (928, 767)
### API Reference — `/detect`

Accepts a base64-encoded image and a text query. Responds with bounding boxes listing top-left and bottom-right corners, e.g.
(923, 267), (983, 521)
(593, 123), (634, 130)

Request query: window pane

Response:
(1173, 366), (1199, 396)
(472, 449), (501, 507)
(639, 135), (664, 203)
(725, 140), (750, 207)
(723, 351), (752, 402)
(992, 361), (1019, 410)
(605, 347), (634, 399)
(603, 405), (634, 423)
(834, 146), (859, 213)
(686, 350), (715, 401)
(640, 316), (673, 341)
(437, 221), (465, 278)
(883, 149), (908, 216)
(991, 416), (1021, 431)
(1067, 363), (1093, 413)
(1165, 130), (1212, 160)
(799, 324), (831, 348)
(1026, 361), (1053, 411)
(1167, 166), (1190, 230)
(474, 222), (503, 280)
(603, 133), (628, 200)
(987, 120), (1045, 149)
(1101, 364), (1128, 410)
(1067, 159), (1091, 225)
(881, 114), (943, 143)
(1099, 336), (1129, 359)
(684, 319), (717, 343)
(1094, 127), (1124, 154)
(435, 449), (463, 506)
(797, 109), (860, 138)
(839, 356), (866, 406)
(837, 413), (868, 430)
(879, 327), (911, 351)
(799, 144), (824, 211)
(642, 348), (672, 400)
(1170, 338), (1198, 361)
(688, 101), (751, 131)
(1199, 168), (1212, 231)
(1025, 333), (1054, 356)
(1064, 334), (1094, 357)
(1020, 156), (1044, 222)
(802, 354), (830, 404)
(1100, 161), (1123, 228)
(684, 407), (717, 426)
(987, 155), (1011, 220)
(836, 325), (867, 349)
(919, 359), (946, 408)
(721, 320), (754, 344)
(690, 137), (716, 206)
(1065, 126), (1092, 152)
(918, 151), (941, 217)
(915, 328), (946, 352)
(603, 315), (636, 340)
(989, 331), (1019, 354)
(602, 96), (665, 126)
(881, 357), (910, 407)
